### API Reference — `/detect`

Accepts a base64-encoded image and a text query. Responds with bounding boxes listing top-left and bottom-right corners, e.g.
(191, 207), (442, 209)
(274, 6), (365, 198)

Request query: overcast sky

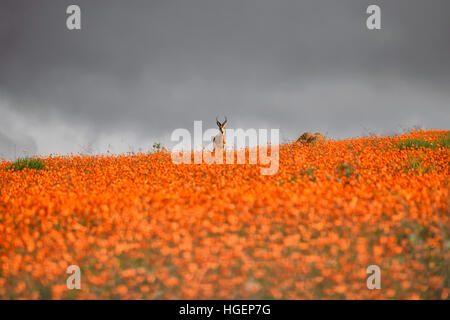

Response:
(0, 0), (449, 159)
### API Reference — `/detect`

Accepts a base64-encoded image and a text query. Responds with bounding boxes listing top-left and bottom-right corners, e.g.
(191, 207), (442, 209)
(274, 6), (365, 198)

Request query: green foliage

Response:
(396, 139), (436, 150)
(300, 166), (316, 182)
(152, 142), (162, 151)
(7, 158), (46, 171)
(406, 156), (423, 171)
(438, 132), (450, 148)
(395, 133), (449, 151)
(335, 162), (355, 179)
(283, 167), (317, 184)
(405, 156), (434, 174)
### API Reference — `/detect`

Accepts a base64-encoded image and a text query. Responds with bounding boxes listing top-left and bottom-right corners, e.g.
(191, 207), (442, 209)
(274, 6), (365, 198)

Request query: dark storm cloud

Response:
(0, 0), (449, 158)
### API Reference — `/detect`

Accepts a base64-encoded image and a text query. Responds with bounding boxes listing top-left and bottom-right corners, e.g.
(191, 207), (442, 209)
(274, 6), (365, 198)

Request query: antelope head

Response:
(216, 116), (227, 134)
(213, 116), (227, 149)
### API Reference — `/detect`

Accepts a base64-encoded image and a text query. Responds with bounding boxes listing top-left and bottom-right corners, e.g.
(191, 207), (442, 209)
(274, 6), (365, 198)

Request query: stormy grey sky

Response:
(0, 0), (449, 159)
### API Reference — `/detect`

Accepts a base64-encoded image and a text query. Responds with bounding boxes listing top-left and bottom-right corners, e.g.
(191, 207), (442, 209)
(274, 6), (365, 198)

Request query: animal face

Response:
(216, 116), (227, 134)
(214, 116), (228, 148)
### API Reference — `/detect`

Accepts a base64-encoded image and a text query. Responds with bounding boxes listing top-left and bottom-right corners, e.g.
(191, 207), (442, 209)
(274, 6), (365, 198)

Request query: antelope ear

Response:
(222, 120), (228, 128)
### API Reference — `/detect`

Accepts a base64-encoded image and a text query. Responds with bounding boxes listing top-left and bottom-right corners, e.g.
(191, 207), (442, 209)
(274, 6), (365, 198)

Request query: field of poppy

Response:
(0, 129), (448, 299)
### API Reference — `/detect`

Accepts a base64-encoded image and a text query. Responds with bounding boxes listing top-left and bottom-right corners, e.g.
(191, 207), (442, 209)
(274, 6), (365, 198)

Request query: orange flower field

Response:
(0, 130), (449, 299)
